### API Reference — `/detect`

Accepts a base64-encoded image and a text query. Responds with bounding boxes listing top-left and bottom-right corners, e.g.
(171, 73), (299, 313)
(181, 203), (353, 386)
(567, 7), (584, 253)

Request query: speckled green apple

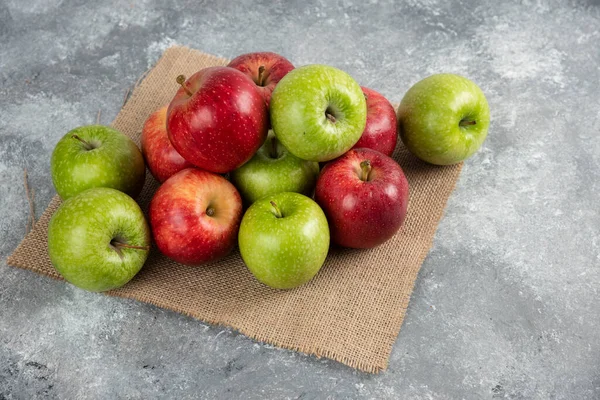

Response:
(270, 64), (367, 162)
(397, 74), (490, 165)
(48, 187), (151, 292)
(238, 192), (330, 289)
(51, 125), (146, 199)
(230, 132), (320, 204)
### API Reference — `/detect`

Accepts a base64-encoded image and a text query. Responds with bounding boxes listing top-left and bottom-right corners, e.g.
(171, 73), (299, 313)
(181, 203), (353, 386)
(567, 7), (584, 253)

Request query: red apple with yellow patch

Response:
(140, 106), (193, 183)
(148, 168), (242, 265)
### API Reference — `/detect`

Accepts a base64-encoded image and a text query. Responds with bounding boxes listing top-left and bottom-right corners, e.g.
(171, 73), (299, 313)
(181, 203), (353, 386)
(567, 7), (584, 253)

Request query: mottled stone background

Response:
(1, 0), (599, 398)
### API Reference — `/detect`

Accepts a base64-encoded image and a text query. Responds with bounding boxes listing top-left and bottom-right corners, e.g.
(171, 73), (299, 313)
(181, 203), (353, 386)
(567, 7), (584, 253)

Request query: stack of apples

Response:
(47, 51), (490, 292)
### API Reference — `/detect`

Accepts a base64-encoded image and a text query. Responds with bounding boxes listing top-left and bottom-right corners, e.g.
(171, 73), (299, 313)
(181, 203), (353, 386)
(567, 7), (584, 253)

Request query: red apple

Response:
(167, 66), (269, 174)
(351, 87), (398, 156)
(227, 52), (295, 108)
(149, 168), (243, 265)
(140, 105), (194, 183)
(314, 148), (409, 249)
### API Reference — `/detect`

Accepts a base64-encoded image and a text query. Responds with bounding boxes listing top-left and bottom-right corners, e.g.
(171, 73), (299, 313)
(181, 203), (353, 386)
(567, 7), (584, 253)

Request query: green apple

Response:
(51, 125), (146, 200)
(270, 64), (367, 162)
(238, 192), (330, 289)
(230, 131), (320, 204)
(397, 73), (490, 165)
(48, 187), (151, 292)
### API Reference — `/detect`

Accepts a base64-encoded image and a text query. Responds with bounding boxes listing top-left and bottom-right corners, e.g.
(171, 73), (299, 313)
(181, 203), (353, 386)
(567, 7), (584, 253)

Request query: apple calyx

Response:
(270, 200), (283, 218)
(176, 74), (193, 97)
(257, 65), (266, 86)
(71, 134), (96, 151)
(459, 119), (477, 127)
(359, 160), (372, 182)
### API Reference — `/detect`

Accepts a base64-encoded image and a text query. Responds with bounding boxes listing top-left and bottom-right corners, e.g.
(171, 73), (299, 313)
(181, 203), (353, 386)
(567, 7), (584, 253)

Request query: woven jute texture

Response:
(7, 46), (462, 373)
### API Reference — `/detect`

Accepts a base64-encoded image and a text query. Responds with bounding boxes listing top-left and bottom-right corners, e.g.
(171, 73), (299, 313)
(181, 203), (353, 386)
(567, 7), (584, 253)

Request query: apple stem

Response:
(111, 241), (150, 251)
(459, 119), (477, 126)
(360, 160), (372, 182)
(257, 65), (266, 86)
(71, 134), (94, 150)
(176, 74), (193, 97)
(270, 201), (283, 218)
(206, 207), (215, 217)
(326, 113), (336, 123)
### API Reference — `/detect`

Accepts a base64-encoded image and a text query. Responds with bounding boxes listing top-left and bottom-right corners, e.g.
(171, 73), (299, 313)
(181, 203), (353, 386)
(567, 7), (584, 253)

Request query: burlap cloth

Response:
(7, 46), (462, 373)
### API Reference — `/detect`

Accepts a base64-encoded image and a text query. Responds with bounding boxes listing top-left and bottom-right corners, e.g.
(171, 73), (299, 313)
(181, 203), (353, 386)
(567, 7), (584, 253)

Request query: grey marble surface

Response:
(1, 0), (599, 398)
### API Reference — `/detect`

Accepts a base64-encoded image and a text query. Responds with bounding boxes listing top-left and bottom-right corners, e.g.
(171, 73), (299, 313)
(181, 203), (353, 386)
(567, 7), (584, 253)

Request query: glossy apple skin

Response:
(238, 192), (330, 289)
(270, 64), (367, 162)
(351, 87), (398, 157)
(149, 168), (243, 265)
(230, 132), (320, 205)
(315, 148), (409, 249)
(227, 52), (295, 108)
(140, 106), (194, 183)
(51, 125), (145, 200)
(48, 187), (150, 292)
(397, 73), (490, 165)
(167, 66), (269, 174)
